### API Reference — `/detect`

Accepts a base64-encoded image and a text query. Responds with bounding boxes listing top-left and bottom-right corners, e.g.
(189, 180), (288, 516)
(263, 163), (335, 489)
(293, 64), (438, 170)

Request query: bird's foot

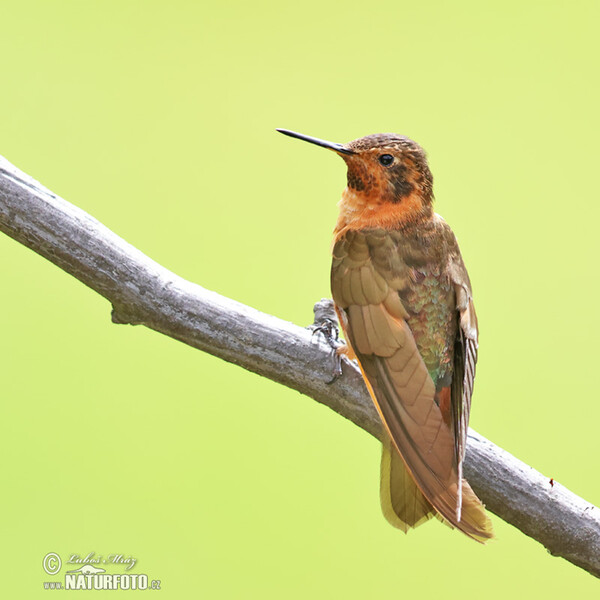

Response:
(312, 318), (344, 383)
(310, 299), (352, 383)
(312, 317), (339, 346)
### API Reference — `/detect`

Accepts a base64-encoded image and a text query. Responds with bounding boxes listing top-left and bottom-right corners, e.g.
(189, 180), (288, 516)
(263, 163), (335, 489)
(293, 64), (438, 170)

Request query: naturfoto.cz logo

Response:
(42, 552), (161, 591)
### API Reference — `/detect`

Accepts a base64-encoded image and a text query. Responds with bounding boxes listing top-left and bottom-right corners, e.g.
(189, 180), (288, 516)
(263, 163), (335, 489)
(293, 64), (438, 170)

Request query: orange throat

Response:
(333, 187), (432, 242)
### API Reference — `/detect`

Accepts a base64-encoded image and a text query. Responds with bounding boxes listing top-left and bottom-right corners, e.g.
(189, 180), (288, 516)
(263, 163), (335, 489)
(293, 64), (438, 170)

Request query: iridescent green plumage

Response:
(402, 265), (456, 388)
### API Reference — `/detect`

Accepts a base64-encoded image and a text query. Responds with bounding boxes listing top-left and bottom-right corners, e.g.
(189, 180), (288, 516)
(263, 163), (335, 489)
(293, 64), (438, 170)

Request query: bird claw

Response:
(312, 318), (344, 384)
(312, 318), (339, 345)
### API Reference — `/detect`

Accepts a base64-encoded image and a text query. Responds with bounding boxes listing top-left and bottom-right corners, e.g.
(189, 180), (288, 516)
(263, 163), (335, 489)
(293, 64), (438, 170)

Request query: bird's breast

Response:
(333, 187), (432, 243)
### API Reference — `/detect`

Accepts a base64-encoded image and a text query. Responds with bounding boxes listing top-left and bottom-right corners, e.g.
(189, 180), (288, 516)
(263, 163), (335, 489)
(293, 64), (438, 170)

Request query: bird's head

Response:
(277, 129), (434, 232)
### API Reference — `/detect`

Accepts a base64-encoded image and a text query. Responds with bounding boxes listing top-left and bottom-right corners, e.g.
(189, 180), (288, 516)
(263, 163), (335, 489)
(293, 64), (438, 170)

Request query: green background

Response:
(1, 0), (598, 597)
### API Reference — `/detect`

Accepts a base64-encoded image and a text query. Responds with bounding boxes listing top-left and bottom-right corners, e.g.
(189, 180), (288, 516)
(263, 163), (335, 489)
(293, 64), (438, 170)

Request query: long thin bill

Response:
(276, 129), (354, 155)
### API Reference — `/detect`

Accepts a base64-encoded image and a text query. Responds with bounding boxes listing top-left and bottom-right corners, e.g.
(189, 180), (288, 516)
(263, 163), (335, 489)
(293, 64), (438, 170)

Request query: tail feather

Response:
(432, 482), (494, 544)
(380, 439), (435, 532)
(446, 478), (494, 543)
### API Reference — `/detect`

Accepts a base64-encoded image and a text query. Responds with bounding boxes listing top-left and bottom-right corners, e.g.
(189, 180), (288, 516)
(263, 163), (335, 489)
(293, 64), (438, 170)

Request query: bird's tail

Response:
(380, 439), (494, 543)
(380, 438), (435, 531)
(441, 477), (494, 543)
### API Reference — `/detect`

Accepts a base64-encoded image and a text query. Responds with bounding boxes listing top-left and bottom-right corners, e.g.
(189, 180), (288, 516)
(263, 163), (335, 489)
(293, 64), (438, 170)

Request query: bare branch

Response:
(1, 155), (598, 578)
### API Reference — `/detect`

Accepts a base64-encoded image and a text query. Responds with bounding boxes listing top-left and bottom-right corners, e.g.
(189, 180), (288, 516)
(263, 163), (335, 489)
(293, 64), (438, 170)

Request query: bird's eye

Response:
(379, 154), (394, 166)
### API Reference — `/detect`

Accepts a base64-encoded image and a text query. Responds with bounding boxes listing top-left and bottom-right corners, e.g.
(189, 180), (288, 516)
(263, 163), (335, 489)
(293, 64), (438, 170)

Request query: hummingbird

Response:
(277, 128), (493, 542)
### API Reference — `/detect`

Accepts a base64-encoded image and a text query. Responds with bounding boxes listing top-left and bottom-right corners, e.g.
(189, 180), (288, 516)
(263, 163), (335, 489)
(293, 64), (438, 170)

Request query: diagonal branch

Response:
(0, 155), (598, 578)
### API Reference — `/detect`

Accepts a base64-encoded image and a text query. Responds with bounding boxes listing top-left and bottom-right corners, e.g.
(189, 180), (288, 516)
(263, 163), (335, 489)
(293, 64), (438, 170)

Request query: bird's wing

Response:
(445, 223), (479, 496)
(450, 284), (478, 508)
(332, 229), (492, 542)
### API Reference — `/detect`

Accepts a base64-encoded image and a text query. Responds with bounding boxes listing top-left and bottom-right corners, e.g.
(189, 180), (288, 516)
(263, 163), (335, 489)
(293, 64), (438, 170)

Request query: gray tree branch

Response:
(0, 155), (598, 578)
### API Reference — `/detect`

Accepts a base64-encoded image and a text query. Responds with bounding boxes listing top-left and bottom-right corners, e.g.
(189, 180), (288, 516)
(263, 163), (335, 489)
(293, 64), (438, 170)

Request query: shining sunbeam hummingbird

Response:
(278, 128), (493, 542)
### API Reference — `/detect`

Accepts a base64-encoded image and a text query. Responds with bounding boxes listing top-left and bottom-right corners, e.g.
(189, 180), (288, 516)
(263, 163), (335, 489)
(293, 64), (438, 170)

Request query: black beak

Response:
(276, 129), (354, 155)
